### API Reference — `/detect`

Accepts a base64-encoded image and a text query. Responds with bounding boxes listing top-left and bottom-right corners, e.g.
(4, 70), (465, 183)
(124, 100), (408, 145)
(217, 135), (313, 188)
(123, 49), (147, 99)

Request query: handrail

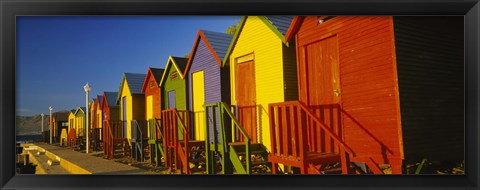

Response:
(269, 101), (355, 156)
(204, 102), (251, 174)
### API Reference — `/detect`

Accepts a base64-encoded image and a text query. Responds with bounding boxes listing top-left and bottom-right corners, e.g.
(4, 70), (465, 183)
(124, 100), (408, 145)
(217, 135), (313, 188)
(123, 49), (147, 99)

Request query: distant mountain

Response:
(16, 110), (70, 135)
(16, 114), (48, 135)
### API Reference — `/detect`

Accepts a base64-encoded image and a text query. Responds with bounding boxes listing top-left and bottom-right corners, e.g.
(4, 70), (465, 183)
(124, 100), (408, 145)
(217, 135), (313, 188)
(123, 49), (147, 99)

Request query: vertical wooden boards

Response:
(295, 16), (403, 163)
(236, 60), (257, 143)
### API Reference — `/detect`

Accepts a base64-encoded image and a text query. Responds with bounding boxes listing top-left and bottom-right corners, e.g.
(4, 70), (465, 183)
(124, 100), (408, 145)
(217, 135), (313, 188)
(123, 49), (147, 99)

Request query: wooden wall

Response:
(295, 16), (403, 163)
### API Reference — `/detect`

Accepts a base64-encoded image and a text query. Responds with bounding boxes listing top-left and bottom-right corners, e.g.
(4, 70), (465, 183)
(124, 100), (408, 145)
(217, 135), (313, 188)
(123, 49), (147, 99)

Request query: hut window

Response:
(62, 122), (68, 127)
(170, 71), (178, 80)
(149, 81), (156, 88)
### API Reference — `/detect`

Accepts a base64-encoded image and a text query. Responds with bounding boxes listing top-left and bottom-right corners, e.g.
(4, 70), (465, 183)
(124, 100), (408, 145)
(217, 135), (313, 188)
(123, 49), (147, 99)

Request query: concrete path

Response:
(27, 143), (155, 175)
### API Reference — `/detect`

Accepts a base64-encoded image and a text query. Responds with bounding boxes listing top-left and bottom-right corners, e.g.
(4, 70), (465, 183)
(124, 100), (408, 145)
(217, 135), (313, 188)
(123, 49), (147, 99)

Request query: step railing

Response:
(161, 109), (191, 173)
(269, 101), (355, 173)
(132, 120), (148, 161)
(204, 102), (252, 174)
(148, 118), (164, 165)
(103, 120), (125, 159)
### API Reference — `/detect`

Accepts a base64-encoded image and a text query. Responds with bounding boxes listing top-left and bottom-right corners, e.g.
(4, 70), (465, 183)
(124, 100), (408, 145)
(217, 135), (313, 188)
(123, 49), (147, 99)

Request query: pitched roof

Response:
(103, 91), (118, 107)
(117, 73), (146, 102)
(159, 56), (189, 87)
(183, 30), (233, 75)
(124, 73), (146, 94)
(201, 30), (233, 61)
(222, 16), (294, 66)
(171, 56), (188, 73)
(150, 68), (165, 85)
(74, 107), (86, 115)
(142, 67), (165, 92)
(264, 16), (294, 36)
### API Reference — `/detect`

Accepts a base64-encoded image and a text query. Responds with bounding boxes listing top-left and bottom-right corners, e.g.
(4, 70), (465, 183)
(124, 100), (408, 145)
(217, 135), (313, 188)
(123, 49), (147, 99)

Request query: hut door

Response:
(304, 35), (341, 153)
(122, 96), (127, 138)
(235, 60), (257, 143)
(192, 71), (205, 141)
(168, 90), (176, 109)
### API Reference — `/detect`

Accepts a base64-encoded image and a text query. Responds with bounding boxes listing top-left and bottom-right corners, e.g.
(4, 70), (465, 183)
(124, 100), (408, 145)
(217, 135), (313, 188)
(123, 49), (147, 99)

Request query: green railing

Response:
(148, 118), (164, 166)
(204, 102), (252, 174)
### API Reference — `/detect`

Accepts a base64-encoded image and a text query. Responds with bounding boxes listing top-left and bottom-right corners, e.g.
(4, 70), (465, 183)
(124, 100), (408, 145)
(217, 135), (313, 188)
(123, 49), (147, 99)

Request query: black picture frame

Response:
(1, 0), (478, 189)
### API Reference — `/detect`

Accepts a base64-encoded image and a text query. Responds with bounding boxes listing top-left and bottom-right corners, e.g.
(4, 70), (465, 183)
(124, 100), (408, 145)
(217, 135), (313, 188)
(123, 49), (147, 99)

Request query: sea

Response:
(16, 134), (42, 144)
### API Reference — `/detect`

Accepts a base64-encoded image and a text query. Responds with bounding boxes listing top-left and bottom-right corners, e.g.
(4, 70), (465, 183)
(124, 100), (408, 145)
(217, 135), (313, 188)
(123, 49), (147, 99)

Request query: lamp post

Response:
(84, 83), (91, 154)
(49, 106), (53, 144)
(41, 113), (44, 134)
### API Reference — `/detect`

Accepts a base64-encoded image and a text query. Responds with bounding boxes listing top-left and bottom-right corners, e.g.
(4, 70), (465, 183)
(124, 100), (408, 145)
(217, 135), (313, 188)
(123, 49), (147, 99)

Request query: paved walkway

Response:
(29, 143), (155, 175)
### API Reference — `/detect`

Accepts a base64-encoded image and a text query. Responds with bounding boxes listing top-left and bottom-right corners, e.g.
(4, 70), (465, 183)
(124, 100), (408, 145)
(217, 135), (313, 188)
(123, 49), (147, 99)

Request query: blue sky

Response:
(16, 16), (240, 116)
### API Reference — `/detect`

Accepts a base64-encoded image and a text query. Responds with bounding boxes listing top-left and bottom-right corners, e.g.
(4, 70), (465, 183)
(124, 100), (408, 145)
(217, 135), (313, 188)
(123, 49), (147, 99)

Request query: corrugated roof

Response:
(124, 73), (146, 94)
(264, 16), (294, 36)
(202, 30), (233, 61)
(104, 91), (118, 107)
(150, 68), (165, 85)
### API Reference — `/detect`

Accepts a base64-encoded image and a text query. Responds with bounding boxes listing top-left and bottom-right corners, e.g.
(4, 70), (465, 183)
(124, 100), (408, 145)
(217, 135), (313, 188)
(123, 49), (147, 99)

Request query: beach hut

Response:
(102, 91), (129, 159)
(142, 67), (165, 121)
(159, 56), (196, 173)
(161, 56), (188, 111)
(184, 30), (233, 141)
(95, 95), (103, 141)
(117, 73), (147, 160)
(226, 15), (297, 146)
(117, 73), (146, 141)
(141, 67), (165, 165)
(267, 16), (464, 174)
(102, 91), (120, 123)
(51, 111), (69, 143)
(74, 107), (87, 146)
(67, 109), (76, 146)
(89, 98), (96, 146)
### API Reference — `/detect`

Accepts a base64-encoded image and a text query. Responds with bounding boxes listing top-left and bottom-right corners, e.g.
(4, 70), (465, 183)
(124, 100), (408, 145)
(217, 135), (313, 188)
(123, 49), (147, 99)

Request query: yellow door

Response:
(192, 71), (205, 140)
(146, 95), (153, 138)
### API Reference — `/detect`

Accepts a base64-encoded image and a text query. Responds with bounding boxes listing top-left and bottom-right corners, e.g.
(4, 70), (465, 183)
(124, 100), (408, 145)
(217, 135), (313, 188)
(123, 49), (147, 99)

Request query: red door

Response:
(304, 35), (341, 153)
(235, 60), (257, 143)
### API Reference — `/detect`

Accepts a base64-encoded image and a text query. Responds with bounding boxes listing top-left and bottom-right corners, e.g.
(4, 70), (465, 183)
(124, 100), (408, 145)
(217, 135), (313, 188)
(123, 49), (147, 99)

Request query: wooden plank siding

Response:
(228, 16), (297, 152)
(163, 61), (187, 110)
(118, 73), (146, 143)
(393, 16), (464, 162)
(295, 16), (403, 164)
(186, 30), (232, 142)
(74, 107), (86, 138)
(142, 68), (164, 120)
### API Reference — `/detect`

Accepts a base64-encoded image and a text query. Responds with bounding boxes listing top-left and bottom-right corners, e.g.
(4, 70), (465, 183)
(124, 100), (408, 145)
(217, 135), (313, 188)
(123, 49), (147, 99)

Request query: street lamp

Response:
(41, 113), (44, 134)
(84, 83), (91, 154)
(49, 106), (53, 144)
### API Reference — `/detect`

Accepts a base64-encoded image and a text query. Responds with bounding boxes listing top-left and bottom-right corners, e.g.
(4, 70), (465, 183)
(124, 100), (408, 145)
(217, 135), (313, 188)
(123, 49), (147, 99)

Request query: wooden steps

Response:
(230, 143), (272, 174)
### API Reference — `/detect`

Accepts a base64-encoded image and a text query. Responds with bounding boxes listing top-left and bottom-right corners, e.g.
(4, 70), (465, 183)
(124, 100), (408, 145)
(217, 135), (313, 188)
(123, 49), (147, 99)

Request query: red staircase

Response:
(268, 101), (403, 174)
(103, 120), (130, 159)
(268, 101), (354, 174)
(162, 109), (206, 174)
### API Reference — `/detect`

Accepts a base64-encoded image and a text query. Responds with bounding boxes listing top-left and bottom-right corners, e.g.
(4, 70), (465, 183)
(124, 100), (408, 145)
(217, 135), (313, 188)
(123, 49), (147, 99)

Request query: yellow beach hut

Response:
(224, 16), (297, 151)
(117, 73), (146, 145)
(67, 109), (76, 146)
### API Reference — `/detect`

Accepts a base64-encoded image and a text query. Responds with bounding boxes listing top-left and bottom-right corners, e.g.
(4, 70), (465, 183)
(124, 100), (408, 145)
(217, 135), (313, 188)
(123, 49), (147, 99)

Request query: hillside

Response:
(16, 110), (70, 135)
